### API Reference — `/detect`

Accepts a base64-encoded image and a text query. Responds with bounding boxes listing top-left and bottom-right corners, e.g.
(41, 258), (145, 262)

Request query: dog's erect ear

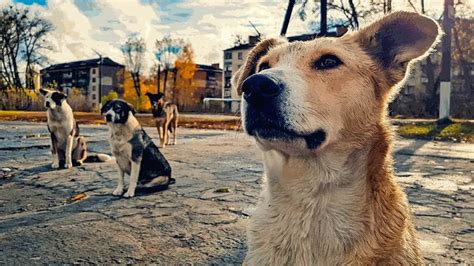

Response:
(101, 100), (112, 114)
(355, 11), (441, 71)
(233, 38), (287, 95)
(51, 91), (66, 101)
(127, 102), (137, 115)
(39, 88), (48, 96)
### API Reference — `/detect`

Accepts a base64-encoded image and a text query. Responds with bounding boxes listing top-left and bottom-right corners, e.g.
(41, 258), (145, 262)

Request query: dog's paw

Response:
(123, 190), (135, 198)
(173, 140), (177, 145)
(112, 187), (123, 196)
(64, 162), (73, 169)
(159, 144), (166, 148)
(51, 162), (59, 169)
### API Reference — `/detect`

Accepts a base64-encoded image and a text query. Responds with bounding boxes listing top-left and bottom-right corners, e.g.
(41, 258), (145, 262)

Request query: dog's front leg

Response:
(172, 124), (177, 145)
(64, 135), (74, 168)
(158, 126), (165, 148)
(112, 168), (125, 196)
(123, 160), (140, 198)
(50, 133), (59, 169)
(163, 121), (170, 147)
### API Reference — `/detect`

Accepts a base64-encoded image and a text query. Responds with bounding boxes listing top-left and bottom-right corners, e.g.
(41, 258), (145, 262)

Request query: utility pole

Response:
(439, 0), (454, 121)
(320, 0), (327, 35)
(280, 0), (295, 36)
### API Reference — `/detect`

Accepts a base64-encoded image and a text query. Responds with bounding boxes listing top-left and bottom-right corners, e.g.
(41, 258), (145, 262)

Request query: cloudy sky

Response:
(1, 0), (457, 73)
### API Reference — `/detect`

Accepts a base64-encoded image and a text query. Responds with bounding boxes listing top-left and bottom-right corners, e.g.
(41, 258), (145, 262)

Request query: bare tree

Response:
(23, 14), (52, 90)
(0, 5), (52, 91)
(155, 36), (184, 95)
(452, 1), (473, 95)
(121, 37), (145, 97)
(298, 0), (386, 31)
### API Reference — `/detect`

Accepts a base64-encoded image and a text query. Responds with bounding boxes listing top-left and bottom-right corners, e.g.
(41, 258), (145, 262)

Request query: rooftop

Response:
(41, 57), (124, 72)
(223, 32), (339, 52)
(196, 64), (222, 72)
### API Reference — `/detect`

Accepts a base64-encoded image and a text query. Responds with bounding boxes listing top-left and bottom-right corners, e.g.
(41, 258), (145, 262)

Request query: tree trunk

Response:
(423, 56), (439, 117)
(163, 68), (169, 97)
(347, 0), (359, 29)
(132, 72), (141, 97)
(157, 65), (161, 93)
(453, 23), (472, 96)
(173, 68), (178, 103)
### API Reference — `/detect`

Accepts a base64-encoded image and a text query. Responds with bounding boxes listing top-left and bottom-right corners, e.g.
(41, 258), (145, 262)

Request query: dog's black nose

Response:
(45, 102), (50, 108)
(242, 74), (283, 105)
(106, 114), (112, 122)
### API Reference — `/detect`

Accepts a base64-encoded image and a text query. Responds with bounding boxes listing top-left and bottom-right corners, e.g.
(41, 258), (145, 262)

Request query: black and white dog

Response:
(101, 99), (174, 198)
(39, 88), (110, 169)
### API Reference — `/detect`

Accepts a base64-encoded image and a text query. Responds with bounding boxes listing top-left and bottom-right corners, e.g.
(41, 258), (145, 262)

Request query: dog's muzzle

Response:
(242, 73), (284, 107)
(105, 114), (113, 122)
(242, 73), (327, 150)
(45, 102), (50, 108)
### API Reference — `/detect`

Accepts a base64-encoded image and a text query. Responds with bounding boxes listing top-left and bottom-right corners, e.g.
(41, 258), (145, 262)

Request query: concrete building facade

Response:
(40, 57), (125, 108)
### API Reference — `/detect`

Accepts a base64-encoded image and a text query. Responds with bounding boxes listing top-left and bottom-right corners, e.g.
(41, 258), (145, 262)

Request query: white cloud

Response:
(5, 0), (455, 73)
(0, 0), (11, 6)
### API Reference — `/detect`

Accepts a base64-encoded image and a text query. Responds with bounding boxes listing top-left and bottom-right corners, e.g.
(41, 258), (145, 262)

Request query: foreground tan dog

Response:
(233, 12), (440, 265)
(146, 92), (179, 148)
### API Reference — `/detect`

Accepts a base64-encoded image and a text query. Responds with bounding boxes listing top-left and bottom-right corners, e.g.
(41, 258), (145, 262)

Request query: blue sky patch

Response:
(14, 0), (47, 6)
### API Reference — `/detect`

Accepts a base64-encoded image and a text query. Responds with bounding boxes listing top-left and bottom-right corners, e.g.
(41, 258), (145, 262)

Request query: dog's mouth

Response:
(246, 119), (327, 150)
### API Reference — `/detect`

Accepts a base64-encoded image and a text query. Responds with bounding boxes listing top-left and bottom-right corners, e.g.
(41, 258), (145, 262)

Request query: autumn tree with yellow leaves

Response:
(174, 43), (197, 109)
(122, 70), (156, 112)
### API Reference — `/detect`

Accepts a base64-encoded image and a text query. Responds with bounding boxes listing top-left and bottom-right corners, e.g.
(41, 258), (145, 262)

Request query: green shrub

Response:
(101, 90), (119, 106)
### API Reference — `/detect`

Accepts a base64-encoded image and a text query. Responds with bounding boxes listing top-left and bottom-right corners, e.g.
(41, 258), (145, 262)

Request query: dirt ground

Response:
(0, 121), (473, 264)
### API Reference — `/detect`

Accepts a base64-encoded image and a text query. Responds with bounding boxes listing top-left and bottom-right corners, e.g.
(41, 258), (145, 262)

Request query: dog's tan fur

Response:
(234, 12), (441, 265)
(153, 97), (179, 148)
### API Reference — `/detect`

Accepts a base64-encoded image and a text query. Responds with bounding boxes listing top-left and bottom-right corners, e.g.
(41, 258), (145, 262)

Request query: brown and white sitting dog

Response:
(101, 99), (174, 198)
(233, 12), (440, 265)
(39, 88), (111, 169)
(146, 92), (178, 148)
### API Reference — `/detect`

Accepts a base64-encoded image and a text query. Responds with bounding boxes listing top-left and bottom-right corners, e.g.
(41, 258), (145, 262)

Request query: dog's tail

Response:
(137, 176), (175, 193)
(84, 153), (113, 163)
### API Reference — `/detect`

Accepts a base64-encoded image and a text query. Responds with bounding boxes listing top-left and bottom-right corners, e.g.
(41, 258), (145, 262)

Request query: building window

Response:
(92, 94), (96, 100)
(238, 52), (243, 60)
(92, 68), (96, 74)
(92, 86), (96, 91)
(92, 77), (96, 83)
(224, 52), (232, 60)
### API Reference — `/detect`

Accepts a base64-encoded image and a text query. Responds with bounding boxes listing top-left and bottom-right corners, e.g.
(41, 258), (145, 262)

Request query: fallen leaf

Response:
(214, 187), (230, 193)
(68, 192), (88, 203)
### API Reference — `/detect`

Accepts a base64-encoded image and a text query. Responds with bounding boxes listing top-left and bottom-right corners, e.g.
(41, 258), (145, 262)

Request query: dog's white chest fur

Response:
(108, 122), (137, 175)
(245, 150), (369, 265)
(47, 106), (74, 148)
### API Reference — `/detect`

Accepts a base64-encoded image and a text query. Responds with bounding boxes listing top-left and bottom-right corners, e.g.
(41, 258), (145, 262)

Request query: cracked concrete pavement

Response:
(0, 121), (473, 264)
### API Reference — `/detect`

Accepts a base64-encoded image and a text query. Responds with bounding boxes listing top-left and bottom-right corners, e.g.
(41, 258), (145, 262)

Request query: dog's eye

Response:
(258, 62), (270, 72)
(313, 55), (343, 70)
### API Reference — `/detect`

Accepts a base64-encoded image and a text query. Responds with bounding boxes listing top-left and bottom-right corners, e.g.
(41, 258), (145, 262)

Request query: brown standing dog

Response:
(233, 12), (441, 265)
(146, 92), (179, 148)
